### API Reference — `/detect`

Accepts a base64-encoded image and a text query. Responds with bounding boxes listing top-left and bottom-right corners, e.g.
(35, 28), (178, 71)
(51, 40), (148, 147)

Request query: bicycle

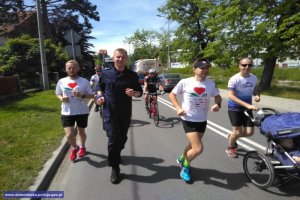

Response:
(145, 91), (163, 126)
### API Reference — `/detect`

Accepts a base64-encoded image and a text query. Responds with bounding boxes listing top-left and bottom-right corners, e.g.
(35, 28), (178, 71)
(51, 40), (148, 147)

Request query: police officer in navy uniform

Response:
(96, 48), (143, 184)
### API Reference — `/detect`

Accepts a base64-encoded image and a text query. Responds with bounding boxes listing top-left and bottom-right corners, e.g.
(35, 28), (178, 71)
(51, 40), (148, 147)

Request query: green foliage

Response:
(158, 0), (215, 64)
(159, 0), (300, 90)
(167, 67), (300, 99)
(124, 29), (160, 62)
(0, 35), (68, 77)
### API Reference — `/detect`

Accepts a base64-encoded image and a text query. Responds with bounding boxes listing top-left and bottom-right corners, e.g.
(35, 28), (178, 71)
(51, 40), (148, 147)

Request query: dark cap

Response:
(193, 59), (211, 69)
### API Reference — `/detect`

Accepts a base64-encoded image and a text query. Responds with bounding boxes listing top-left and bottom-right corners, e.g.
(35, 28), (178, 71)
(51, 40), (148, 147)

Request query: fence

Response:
(0, 72), (60, 97)
(0, 75), (21, 96)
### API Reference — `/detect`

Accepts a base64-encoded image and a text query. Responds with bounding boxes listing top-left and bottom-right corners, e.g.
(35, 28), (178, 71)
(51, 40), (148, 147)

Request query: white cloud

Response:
(88, 0), (168, 57)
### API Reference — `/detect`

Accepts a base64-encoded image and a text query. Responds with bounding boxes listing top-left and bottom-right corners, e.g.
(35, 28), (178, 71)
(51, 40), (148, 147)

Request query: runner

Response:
(55, 60), (94, 161)
(90, 65), (102, 112)
(169, 58), (222, 183)
(225, 57), (260, 158)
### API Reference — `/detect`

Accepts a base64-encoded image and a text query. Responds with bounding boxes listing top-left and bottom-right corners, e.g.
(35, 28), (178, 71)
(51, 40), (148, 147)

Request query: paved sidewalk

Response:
(219, 89), (300, 113)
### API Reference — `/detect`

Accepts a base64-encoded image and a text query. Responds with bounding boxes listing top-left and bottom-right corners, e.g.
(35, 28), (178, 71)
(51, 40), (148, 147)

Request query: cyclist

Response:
(143, 69), (164, 107)
(90, 65), (102, 112)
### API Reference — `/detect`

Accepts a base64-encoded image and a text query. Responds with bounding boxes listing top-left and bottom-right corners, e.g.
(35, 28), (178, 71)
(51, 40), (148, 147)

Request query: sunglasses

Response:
(240, 64), (253, 68)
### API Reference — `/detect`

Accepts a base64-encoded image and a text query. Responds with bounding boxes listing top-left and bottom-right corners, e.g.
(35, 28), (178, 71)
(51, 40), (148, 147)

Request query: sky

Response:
(88, 0), (170, 56)
(25, 0), (173, 57)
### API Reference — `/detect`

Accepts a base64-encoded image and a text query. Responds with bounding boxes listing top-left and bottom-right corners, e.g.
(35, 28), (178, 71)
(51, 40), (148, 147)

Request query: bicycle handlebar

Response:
(144, 91), (165, 95)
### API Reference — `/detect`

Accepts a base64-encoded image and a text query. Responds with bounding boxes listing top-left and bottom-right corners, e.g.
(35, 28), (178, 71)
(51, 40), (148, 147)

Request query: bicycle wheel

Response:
(152, 101), (159, 126)
(243, 151), (275, 189)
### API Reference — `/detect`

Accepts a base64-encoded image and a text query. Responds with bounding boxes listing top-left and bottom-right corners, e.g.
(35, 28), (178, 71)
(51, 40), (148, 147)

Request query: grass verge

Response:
(167, 67), (300, 100)
(0, 90), (64, 196)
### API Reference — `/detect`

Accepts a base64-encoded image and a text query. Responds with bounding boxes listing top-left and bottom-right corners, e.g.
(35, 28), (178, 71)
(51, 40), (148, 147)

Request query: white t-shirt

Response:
(171, 77), (220, 122)
(227, 73), (257, 111)
(90, 74), (100, 91)
(55, 76), (94, 115)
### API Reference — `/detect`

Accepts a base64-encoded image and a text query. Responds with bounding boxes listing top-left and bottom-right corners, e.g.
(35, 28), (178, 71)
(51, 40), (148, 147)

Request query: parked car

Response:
(159, 73), (181, 92)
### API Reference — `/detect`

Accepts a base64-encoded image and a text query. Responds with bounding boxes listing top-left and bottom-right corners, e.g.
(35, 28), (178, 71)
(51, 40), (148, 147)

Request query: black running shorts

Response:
(61, 114), (89, 128)
(182, 120), (207, 133)
(228, 110), (254, 127)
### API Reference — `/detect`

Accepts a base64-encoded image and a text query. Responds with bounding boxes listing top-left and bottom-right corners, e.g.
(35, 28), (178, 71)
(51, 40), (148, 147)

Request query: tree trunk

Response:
(259, 57), (277, 91)
(40, 0), (53, 40)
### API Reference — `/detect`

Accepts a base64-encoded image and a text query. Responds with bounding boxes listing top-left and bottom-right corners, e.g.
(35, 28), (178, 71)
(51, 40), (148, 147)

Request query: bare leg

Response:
(185, 132), (204, 163)
(64, 127), (76, 147)
(77, 127), (87, 147)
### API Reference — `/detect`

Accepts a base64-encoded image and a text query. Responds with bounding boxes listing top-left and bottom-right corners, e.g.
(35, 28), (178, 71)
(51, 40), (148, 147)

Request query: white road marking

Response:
(157, 97), (266, 151)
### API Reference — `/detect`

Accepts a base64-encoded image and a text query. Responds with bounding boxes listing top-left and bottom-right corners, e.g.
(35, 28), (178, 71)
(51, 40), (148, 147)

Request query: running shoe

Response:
(78, 147), (86, 157)
(180, 166), (191, 183)
(69, 148), (78, 161)
(176, 157), (184, 167)
(225, 147), (238, 158)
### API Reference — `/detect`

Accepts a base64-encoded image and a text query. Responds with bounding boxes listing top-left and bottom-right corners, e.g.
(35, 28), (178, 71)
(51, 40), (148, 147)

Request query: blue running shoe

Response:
(180, 166), (191, 183)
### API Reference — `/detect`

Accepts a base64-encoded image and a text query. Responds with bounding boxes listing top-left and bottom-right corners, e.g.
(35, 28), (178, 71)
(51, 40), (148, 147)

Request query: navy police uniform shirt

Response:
(99, 67), (143, 118)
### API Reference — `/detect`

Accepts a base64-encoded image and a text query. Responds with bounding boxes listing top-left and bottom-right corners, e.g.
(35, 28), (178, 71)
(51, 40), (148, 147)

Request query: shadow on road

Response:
(155, 116), (181, 128)
(73, 151), (107, 168)
(118, 155), (261, 191)
(130, 119), (151, 127)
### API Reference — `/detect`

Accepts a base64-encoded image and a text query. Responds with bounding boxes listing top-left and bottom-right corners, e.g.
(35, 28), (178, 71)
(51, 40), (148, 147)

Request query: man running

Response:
(169, 58), (222, 183)
(225, 57), (260, 158)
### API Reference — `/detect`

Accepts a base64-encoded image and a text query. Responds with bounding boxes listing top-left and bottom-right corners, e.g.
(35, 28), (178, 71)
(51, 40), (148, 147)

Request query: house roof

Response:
(0, 11), (36, 36)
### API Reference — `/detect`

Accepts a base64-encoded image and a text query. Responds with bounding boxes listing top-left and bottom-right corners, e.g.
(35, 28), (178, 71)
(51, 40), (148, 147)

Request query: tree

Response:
(0, 0), (23, 13)
(160, 0), (300, 90)
(158, 0), (216, 65)
(20, 0), (100, 61)
(203, 0), (300, 90)
(0, 35), (68, 77)
(124, 29), (160, 63)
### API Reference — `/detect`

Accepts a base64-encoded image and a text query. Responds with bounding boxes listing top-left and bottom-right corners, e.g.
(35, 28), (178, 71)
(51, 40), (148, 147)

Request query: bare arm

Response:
(56, 94), (69, 102)
(168, 92), (186, 116)
(211, 94), (222, 112)
(253, 86), (261, 102)
(228, 90), (258, 110)
(143, 81), (148, 93)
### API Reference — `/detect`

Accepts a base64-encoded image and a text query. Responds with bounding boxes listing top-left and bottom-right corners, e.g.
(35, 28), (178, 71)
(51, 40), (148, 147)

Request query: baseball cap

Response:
(193, 59), (211, 69)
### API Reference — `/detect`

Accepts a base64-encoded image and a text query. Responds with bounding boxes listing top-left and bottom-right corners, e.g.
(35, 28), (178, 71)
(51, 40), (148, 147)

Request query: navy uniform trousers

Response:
(99, 67), (143, 168)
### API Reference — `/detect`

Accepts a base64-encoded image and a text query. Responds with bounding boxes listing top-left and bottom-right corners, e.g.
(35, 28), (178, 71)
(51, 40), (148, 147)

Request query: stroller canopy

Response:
(261, 112), (300, 139)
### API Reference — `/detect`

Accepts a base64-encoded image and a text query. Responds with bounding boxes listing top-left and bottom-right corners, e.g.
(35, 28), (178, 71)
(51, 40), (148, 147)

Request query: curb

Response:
(24, 100), (94, 199)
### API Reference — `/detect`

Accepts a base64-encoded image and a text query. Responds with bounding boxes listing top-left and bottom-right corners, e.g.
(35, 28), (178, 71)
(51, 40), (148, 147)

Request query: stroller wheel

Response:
(243, 151), (275, 189)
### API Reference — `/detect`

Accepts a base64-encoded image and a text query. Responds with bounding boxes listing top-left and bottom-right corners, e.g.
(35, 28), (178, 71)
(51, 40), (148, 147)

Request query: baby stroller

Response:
(243, 108), (300, 189)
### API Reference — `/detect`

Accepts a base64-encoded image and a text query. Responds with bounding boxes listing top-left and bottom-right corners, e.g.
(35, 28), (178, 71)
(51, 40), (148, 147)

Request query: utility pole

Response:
(36, 0), (49, 90)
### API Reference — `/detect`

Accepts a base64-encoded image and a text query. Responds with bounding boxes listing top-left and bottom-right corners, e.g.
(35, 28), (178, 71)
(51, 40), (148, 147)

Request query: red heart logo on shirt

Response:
(68, 82), (78, 89)
(194, 87), (205, 95)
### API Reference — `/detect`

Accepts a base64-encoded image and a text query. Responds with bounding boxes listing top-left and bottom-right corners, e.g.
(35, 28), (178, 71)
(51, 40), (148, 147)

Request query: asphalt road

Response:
(46, 95), (300, 200)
